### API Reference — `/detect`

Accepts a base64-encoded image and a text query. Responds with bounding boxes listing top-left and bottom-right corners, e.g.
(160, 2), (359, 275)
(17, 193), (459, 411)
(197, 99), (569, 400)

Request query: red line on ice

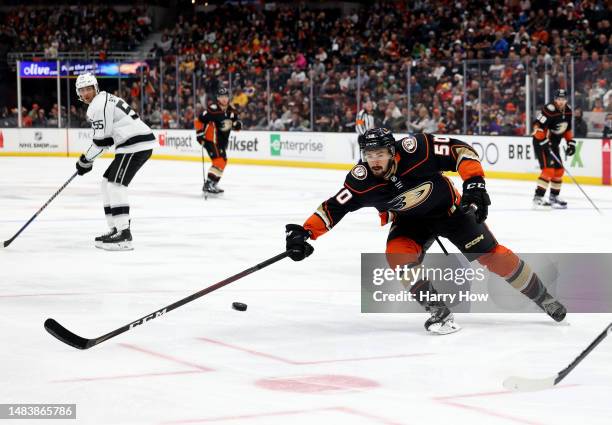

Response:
(52, 370), (204, 383)
(119, 343), (214, 371)
(197, 337), (433, 364)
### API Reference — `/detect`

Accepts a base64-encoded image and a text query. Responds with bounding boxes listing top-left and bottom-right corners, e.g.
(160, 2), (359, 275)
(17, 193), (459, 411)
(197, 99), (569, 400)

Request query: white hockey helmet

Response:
(75, 73), (99, 102)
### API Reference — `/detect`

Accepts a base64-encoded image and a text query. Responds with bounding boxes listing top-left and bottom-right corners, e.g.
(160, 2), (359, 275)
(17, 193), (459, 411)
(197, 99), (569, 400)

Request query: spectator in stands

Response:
(603, 113), (612, 139)
(574, 108), (588, 138)
(409, 106), (434, 133)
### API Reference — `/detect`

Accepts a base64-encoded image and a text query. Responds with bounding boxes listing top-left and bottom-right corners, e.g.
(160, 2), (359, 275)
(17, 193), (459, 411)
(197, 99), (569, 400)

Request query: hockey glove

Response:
(196, 131), (205, 146)
(565, 139), (576, 156)
(285, 224), (314, 261)
(232, 120), (243, 131)
(460, 176), (490, 223)
(76, 154), (93, 176)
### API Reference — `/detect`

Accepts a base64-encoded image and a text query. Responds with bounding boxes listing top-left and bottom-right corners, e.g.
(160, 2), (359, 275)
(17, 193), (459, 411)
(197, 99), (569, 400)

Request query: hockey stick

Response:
(503, 322), (612, 392)
(3, 171), (78, 248)
(201, 144), (208, 200)
(44, 249), (293, 349)
(548, 148), (601, 214)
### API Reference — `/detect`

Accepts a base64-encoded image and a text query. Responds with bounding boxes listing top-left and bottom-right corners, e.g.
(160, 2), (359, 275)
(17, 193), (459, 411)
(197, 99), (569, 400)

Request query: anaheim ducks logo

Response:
(551, 121), (568, 135)
(220, 119), (233, 132)
(387, 181), (433, 211)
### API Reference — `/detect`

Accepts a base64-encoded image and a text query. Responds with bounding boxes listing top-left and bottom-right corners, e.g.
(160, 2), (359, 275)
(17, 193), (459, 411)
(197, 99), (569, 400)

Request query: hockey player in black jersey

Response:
(285, 128), (566, 334)
(532, 89), (576, 209)
(195, 87), (242, 194)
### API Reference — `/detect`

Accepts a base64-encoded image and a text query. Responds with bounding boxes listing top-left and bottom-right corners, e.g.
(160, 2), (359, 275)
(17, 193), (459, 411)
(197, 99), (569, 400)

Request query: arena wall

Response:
(0, 128), (609, 185)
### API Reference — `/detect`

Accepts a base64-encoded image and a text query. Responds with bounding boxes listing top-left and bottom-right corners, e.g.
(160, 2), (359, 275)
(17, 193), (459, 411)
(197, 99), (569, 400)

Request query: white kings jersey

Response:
(83, 91), (155, 161)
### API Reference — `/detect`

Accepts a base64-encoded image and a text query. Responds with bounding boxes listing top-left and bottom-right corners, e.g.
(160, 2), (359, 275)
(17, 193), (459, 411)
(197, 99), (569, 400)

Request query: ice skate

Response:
(94, 227), (117, 248)
(532, 195), (551, 209)
(203, 179), (224, 195)
(98, 228), (133, 251)
(424, 301), (461, 335)
(549, 194), (567, 209)
(536, 293), (567, 322)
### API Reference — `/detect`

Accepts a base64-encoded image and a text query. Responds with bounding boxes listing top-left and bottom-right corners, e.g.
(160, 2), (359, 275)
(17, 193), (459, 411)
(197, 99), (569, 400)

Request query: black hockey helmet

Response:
(358, 128), (396, 161)
(217, 87), (229, 97)
(554, 89), (567, 99)
(359, 128), (395, 151)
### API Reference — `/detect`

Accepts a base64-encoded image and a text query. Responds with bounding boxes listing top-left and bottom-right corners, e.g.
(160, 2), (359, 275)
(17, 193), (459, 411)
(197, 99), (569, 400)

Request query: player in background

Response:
(74, 73), (155, 251)
(285, 128), (567, 335)
(354, 100), (377, 160)
(532, 89), (576, 209)
(195, 87), (242, 194)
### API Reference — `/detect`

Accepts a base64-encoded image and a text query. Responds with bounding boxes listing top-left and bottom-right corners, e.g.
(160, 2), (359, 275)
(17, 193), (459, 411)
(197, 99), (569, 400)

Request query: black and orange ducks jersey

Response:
(304, 133), (483, 239)
(196, 102), (240, 147)
(533, 102), (573, 145)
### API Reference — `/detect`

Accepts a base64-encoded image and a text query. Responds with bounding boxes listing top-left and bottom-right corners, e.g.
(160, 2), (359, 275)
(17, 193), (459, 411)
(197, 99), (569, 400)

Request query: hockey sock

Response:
(207, 171), (221, 183)
(535, 178), (549, 197)
(550, 178), (562, 196)
(108, 182), (130, 231)
(404, 279), (441, 308)
(101, 179), (114, 228)
(478, 246), (548, 302)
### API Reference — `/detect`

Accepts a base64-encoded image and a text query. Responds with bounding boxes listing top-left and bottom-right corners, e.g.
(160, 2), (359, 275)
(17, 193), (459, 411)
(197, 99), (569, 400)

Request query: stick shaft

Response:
(555, 322), (612, 384)
(548, 149), (601, 214)
(46, 250), (293, 348)
(4, 172), (78, 247)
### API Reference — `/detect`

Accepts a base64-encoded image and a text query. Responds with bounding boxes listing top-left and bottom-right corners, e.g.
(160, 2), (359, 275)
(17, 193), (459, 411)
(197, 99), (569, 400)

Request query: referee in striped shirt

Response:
(356, 100), (376, 135)
(353, 100), (377, 159)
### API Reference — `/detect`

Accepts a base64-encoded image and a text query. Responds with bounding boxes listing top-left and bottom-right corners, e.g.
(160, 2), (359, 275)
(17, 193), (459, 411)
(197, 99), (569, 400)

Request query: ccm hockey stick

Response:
(3, 171), (78, 248)
(548, 148), (601, 214)
(45, 250), (293, 350)
(503, 322), (612, 391)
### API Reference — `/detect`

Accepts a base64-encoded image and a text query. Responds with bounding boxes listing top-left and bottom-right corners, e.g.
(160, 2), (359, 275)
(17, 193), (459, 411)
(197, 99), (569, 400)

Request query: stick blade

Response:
(44, 318), (93, 350)
(503, 375), (557, 392)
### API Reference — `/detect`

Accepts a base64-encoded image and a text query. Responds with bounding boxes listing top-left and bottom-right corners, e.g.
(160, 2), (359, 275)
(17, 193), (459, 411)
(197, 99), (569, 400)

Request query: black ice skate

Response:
(203, 179), (224, 195)
(532, 195), (551, 209)
(94, 227), (117, 248)
(535, 293), (567, 322)
(549, 194), (567, 209)
(424, 301), (461, 335)
(98, 228), (133, 251)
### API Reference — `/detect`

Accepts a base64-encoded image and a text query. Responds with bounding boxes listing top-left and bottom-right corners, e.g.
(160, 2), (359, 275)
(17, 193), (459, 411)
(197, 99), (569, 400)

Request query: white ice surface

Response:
(1, 157), (612, 425)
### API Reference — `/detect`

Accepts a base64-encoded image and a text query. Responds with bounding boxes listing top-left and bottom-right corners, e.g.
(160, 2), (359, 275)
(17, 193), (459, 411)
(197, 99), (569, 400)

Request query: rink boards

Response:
(0, 128), (609, 185)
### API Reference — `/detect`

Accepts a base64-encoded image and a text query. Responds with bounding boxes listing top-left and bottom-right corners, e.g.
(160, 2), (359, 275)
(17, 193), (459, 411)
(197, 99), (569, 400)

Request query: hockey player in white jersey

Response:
(74, 73), (155, 251)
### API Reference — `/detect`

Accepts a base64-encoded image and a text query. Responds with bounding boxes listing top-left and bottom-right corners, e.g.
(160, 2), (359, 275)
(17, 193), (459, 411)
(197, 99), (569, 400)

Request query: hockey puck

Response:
(232, 302), (247, 311)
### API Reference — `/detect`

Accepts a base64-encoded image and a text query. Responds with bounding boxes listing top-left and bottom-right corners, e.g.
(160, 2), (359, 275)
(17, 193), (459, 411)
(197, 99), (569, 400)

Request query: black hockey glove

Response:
(460, 176), (490, 223)
(232, 120), (243, 131)
(285, 224), (314, 261)
(76, 154), (93, 176)
(196, 131), (205, 146)
(565, 139), (576, 156)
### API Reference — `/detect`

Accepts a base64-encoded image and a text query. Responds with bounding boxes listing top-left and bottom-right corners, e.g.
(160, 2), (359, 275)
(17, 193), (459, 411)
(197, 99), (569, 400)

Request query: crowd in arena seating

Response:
(0, 5), (152, 57)
(2, 1), (611, 136)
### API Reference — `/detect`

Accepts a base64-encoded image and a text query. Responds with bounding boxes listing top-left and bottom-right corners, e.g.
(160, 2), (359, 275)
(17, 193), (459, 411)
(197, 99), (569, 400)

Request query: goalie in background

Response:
(195, 87), (242, 195)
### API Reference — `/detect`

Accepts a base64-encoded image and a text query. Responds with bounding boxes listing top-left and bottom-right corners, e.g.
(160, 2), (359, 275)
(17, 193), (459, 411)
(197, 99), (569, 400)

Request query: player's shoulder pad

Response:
(344, 162), (375, 193)
(209, 103), (219, 110)
(87, 91), (108, 117)
(397, 134), (420, 154)
(545, 103), (556, 113)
